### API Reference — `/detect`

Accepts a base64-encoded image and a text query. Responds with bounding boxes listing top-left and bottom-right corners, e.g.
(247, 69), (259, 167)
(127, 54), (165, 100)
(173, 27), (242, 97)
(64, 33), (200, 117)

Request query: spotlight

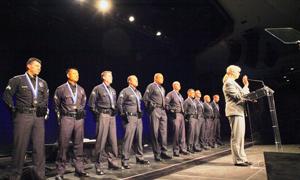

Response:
(290, 67), (295, 71)
(283, 76), (287, 79)
(96, 0), (112, 13)
(129, 16), (135, 22)
(156, 31), (162, 36)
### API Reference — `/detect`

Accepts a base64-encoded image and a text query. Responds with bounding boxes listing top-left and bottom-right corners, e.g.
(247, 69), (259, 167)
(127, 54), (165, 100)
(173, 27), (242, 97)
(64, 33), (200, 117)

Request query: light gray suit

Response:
(223, 78), (250, 164)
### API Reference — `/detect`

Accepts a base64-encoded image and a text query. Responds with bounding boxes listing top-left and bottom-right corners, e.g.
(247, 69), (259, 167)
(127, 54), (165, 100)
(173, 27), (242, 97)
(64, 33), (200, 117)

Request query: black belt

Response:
(99, 108), (116, 116)
(190, 114), (198, 119)
(17, 107), (37, 114)
(63, 112), (77, 118)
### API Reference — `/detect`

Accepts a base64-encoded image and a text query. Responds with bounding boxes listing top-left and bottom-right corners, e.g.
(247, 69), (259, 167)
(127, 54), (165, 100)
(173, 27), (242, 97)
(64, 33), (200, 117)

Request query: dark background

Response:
(1, 0), (300, 152)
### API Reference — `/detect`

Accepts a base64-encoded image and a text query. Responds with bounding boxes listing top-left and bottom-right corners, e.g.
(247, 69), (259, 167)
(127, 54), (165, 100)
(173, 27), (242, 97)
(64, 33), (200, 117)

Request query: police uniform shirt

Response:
(3, 73), (49, 109)
(117, 86), (142, 115)
(183, 97), (198, 115)
(195, 99), (205, 118)
(165, 90), (184, 113)
(54, 82), (86, 114)
(143, 82), (165, 108)
(203, 102), (214, 119)
(211, 101), (220, 119)
(88, 83), (117, 113)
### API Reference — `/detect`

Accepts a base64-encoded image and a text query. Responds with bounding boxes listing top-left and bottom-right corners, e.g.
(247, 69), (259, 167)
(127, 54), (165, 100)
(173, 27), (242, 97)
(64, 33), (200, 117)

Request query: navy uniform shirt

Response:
(203, 102), (214, 119)
(53, 82), (86, 114)
(143, 82), (166, 109)
(117, 86), (142, 114)
(211, 101), (220, 119)
(195, 99), (205, 118)
(165, 90), (184, 113)
(88, 83), (117, 113)
(2, 73), (49, 110)
(183, 97), (198, 115)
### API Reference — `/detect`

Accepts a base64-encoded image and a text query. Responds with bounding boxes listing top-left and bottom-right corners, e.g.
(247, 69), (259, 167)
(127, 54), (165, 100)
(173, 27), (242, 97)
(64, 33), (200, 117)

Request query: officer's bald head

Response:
(204, 95), (211, 103)
(154, 73), (164, 85)
(172, 81), (181, 91)
(127, 75), (138, 88)
(187, 88), (195, 98)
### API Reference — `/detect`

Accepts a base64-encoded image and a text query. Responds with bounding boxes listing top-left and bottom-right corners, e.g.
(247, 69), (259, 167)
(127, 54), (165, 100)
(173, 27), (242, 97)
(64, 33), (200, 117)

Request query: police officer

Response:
(117, 75), (150, 169)
(2, 57), (49, 180)
(211, 94), (224, 146)
(165, 81), (188, 157)
(194, 90), (207, 151)
(183, 89), (201, 153)
(54, 68), (88, 179)
(203, 95), (215, 148)
(88, 71), (121, 175)
(143, 73), (172, 161)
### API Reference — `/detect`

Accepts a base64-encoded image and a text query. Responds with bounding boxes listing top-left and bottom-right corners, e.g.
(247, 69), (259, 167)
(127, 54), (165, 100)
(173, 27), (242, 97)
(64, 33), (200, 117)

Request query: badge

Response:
(39, 82), (44, 87)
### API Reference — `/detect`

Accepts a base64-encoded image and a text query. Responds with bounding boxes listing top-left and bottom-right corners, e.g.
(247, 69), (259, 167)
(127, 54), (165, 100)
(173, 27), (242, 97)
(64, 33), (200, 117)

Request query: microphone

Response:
(248, 78), (265, 86)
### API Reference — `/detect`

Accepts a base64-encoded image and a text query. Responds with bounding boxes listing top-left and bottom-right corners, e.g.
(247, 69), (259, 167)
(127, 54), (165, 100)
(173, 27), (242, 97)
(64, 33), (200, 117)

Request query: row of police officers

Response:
(2, 57), (223, 180)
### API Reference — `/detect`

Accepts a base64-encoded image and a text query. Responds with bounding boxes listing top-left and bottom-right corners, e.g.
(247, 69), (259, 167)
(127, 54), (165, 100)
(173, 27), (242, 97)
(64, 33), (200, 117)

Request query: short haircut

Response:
(127, 75), (137, 83)
(154, 73), (163, 80)
(101, 71), (112, 80)
(26, 57), (41, 65)
(213, 94), (219, 98)
(66, 68), (78, 75)
(187, 88), (195, 94)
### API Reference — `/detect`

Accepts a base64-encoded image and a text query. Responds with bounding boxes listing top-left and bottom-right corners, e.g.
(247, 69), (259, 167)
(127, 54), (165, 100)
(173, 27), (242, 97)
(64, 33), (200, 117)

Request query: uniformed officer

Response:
(203, 95), (215, 148)
(53, 68), (88, 179)
(165, 81), (189, 157)
(117, 75), (150, 169)
(2, 57), (49, 180)
(183, 89), (201, 153)
(143, 73), (172, 161)
(211, 94), (224, 146)
(88, 71), (121, 175)
(194, 90), (207, 151)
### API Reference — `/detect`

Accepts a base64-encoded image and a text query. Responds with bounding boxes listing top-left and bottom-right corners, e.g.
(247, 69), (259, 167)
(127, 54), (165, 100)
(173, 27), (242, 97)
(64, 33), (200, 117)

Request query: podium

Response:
(243, 86), (283, 152)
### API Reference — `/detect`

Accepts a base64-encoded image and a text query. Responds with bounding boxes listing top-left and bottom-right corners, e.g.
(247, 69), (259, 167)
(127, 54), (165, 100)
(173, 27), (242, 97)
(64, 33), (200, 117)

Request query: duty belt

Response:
(62, 112), (77, 118)
(99, 108), (115, 116)
(17, 107), (37, 114)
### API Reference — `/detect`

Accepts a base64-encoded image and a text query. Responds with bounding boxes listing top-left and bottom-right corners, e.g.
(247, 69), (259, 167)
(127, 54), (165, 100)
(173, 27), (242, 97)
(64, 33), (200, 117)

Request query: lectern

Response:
(243, 86), (283, 152)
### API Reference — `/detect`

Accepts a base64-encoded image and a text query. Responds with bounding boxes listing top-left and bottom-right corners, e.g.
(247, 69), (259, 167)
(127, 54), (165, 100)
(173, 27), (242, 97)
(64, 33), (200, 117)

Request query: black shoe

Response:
(136, 159), (150, 165)
(179, 150), (189, 155)
(173, 152), (180, 157)
(245, 161), (253, 165)
(188, 149), (195, 154)
(234, 162), (249, 167)
(194, 148), (202, 152)
(202, 146), (209, 150)
(74, 171), (89, 177)
(122, 162), (131, 169)
(154, 156), (163, 162)
(55, 175), (64, 180)
(108, 163), (123, 170)
(161, 153), (172, 159)
(96, 168), (105, 175)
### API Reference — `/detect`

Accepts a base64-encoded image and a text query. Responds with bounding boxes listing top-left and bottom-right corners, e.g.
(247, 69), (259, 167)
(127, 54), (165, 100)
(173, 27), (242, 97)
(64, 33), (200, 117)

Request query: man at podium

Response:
(222, 65), (253, 167)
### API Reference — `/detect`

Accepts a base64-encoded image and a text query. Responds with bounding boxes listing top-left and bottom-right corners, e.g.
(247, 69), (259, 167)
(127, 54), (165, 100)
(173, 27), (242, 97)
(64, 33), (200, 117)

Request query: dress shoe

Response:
(194, 148), (202, 152)
(108, 163), (123, 170)
(161, 153), (172, 159)
(202, 146), (209, 150)
(136, 159), (150, 165)
(234, 162), (249, 167)
(154, 156), (163, 162)
(55, 175), (64, 180)
(74, 171), (89, 177)
(122, 162), (131, 169)
(245, 161), (253, 165)
(173, 152), (180, 157)
(188, 149), (195, 154)
(179, 150), (189, 155)
(96, 167), (105, 175)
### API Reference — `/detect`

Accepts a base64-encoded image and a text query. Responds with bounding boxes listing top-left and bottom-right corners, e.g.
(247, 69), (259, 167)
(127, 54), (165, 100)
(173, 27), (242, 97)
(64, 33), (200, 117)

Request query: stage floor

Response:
(1, 143), (299, 179)
(159, 145), (300, 180)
